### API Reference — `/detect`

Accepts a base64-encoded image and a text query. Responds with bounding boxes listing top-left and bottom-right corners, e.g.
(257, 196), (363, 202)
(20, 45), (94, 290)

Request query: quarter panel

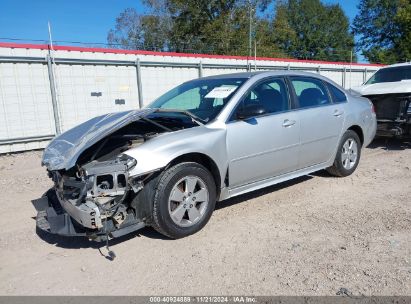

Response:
(342, 96), (377, 147)
(298, 104), (344, 168)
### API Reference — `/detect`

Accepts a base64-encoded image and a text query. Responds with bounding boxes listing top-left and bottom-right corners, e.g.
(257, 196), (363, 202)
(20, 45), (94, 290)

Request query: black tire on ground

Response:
(327, 130), (362, 177)
(151, 162), (217, 239)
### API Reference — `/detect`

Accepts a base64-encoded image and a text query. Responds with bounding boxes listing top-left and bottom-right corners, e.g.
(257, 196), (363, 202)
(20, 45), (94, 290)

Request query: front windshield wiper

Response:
(154, 108), (206, 125)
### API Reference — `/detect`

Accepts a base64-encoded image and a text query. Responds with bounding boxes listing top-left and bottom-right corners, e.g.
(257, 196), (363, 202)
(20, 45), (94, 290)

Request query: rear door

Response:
(289, 76), (345, 169)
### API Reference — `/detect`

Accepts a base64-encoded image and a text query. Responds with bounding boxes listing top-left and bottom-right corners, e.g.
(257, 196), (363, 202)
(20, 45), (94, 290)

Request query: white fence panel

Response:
(202, 68), (247, 77)
(319, 70), (343, 86)
(141, 66), (199, 105)
(0, 62), (55, 153)
(54, 64), (139, 130)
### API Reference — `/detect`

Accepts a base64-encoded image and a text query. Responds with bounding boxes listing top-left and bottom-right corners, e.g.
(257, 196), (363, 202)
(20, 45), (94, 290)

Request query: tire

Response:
(327, 130), (362, 177)
(151, 162), (216, 239)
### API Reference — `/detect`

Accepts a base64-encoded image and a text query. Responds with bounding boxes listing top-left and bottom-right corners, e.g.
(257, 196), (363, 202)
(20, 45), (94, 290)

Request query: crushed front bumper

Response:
(32, 190), (145, 242)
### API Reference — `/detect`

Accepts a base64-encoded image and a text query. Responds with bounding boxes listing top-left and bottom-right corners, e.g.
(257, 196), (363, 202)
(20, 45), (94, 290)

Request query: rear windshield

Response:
(365, 65), (411, 84)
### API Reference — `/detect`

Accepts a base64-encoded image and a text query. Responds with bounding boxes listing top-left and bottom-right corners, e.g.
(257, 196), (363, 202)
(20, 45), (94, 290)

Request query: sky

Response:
(0, 0), (147, 44)
(0, 0), (361, 55)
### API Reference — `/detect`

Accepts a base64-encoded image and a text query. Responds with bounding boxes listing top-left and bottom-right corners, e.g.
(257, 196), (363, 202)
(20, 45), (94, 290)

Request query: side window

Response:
(236, 78), (289, 117)
(291, 77), (331, 108)
(326, 83), (347, 103)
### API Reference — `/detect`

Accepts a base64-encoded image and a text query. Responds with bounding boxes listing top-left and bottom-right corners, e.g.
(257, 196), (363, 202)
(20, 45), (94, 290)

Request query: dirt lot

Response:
(0, 139), (410, 296)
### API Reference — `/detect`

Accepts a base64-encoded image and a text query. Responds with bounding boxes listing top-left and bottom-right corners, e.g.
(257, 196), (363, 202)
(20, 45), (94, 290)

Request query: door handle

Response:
(333, 109), (344, 117)
(282, 119), (296, 127)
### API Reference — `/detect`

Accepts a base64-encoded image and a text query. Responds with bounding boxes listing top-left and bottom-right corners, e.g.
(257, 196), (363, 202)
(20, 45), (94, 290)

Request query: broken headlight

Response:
(117, 153), (137, 170)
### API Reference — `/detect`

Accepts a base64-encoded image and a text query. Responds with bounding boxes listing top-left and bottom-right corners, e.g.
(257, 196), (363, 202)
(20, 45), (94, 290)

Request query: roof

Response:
(201, 70), (335, 80)
(380, 62), (411, 69)
(190, 70), (345, 89)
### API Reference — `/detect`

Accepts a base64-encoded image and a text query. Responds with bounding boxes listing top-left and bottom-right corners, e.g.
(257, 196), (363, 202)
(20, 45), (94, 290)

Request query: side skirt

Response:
(219, 162), (331, 201)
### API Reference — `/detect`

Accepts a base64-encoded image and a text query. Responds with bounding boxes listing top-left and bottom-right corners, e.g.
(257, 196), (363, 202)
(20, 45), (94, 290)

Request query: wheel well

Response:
(168, 153), (222, 195)
(348, 125), (364, 145)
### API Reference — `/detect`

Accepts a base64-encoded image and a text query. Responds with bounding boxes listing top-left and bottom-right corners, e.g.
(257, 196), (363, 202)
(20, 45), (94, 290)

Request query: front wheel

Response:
(327, 130), (362, 177)
(151, 162), (216, 239)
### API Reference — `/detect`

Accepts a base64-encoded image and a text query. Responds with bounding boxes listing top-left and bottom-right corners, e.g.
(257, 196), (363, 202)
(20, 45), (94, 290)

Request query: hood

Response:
(351, 80), (411, 96)
(42, 108), (156, 171)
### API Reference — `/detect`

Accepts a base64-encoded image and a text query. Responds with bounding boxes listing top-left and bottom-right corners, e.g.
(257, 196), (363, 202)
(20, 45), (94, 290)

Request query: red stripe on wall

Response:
(0, 42), (384, 67)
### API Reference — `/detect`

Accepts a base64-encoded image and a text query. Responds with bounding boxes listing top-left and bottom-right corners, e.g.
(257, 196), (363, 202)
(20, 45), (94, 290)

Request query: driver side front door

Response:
(225, 77), (300, 188)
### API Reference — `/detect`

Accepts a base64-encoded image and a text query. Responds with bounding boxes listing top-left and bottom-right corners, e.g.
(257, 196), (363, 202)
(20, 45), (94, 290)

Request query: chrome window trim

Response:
(226, 76), (292, 123)
(324, 81), (348, 104)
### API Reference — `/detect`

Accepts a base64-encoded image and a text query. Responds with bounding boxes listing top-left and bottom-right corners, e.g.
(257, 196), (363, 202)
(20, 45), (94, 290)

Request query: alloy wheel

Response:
(168, 176), (209, 227)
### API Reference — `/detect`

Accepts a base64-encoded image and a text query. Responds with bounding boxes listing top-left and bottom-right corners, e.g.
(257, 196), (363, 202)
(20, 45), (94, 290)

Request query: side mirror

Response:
(237, 104), (266, 120)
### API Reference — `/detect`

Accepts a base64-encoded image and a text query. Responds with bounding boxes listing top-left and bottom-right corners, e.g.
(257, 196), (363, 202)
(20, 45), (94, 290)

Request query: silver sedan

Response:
(36, 71), (377, 241)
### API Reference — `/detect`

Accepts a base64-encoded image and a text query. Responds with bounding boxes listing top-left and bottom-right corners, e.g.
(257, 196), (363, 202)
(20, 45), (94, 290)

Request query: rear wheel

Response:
(327, 130), (362, 177)
(151, 162), (216, 239)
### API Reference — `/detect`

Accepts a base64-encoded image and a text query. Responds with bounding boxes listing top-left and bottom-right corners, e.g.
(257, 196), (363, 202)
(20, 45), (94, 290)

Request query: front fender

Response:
(124, 126), (228, 187)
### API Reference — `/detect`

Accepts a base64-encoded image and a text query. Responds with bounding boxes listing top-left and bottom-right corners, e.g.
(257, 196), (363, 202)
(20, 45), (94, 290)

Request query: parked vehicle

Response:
(351, 62), (411, 138)
(33, 71), (376, 241)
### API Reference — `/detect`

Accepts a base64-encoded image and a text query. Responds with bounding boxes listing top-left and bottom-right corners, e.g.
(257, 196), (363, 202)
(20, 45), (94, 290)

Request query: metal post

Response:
(287, 64), (291, 71)
(248, 0), (252, 68)
(349, 50), (353, 89)
(198, 61), (203, 78)
(317, 66), (321, 74)
(343, 67), (346, 88)
(254, 40), (257, 71)
(135, 59), (144, 109)
(363, 68), (367, 83)
(46, 54), (61, 135)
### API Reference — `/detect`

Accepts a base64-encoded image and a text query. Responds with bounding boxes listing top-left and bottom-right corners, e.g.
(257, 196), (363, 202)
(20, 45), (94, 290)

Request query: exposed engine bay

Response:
(35, 111), (200, 241)
(365, 93), (411, 137)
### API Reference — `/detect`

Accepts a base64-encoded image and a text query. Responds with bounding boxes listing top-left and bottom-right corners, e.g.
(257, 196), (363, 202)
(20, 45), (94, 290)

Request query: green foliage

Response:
(107, 0), (354, 61)
(395, 0), (411, 62)
(166, 0), (248, 54)
(273, 0), (355, 61)
(352, 0), (411, 64)
(107, 8), (171, 51)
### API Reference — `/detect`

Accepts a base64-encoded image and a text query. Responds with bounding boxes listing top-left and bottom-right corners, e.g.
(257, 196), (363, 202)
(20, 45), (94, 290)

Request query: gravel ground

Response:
(0, 139), (410, 296)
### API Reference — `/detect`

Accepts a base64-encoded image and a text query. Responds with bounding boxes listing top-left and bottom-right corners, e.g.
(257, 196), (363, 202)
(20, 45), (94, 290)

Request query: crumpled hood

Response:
(351, 80), (411, 96)
(42, 108), (156, 171)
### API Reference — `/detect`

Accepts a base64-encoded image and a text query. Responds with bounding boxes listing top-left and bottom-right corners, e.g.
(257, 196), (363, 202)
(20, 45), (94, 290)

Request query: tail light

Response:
(371, 103), (376, 114)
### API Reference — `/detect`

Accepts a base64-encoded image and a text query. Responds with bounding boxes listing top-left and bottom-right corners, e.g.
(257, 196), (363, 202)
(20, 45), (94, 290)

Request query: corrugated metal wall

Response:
(0, 43), (381, 153)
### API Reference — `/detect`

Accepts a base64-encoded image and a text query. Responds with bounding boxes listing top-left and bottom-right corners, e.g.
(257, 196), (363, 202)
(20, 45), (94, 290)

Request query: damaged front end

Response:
(34, 154), (145, 241)
(33, 109), (199, 241)
(365, 93), (411, 138)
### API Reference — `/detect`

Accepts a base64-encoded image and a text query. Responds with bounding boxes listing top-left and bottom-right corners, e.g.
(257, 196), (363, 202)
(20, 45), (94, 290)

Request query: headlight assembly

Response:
(117, 154), (137, 170)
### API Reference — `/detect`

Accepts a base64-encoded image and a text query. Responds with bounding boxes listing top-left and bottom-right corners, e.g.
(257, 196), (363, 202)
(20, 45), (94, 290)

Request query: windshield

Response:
(147, 77), (247, 122)
(365, 65), (411, 84)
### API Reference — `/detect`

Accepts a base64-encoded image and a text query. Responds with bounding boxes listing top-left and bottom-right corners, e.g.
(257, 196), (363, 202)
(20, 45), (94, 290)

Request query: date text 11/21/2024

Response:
(149, 296), (257, 303)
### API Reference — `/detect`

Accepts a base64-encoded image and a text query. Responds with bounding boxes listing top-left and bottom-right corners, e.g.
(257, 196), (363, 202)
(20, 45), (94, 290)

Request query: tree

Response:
(352, 0), (411, 64)
(273, 0), (355, 61)
(159, 0), (271, 55)
(395, 0), (411, 62)
(107, 0), (281, 56)
(107, 8), (171, 51)
(108, 0), (355, 61)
